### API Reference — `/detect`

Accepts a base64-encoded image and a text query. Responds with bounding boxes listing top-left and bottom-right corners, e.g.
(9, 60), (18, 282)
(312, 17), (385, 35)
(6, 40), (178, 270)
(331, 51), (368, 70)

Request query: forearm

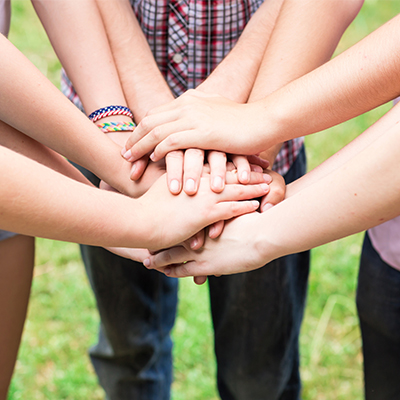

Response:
(0, 36), (135, 195)
(250, 0), (362, 101)
(32, 0), (126, 114)
(197, 0), (284, 102)
(96, 0), (173, 121)
(254, 12), (400, 149)
(256, 121), (400, 262)
(0, 146), (148, 247)
(0, 120), (89, 185)
(249, 0), (362, 165)
(287, 100), (400, 196)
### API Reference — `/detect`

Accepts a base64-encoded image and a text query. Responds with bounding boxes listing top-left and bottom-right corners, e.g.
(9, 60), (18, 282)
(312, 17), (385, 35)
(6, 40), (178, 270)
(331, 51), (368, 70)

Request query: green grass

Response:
(6, 1), (400, 399)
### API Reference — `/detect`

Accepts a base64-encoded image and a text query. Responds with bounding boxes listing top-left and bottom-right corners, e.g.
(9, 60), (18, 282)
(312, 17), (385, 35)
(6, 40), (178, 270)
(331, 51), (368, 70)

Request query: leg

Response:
(0, 234), (35, 400)
(73, 165), (178, 400)
(209, 147), (310, 400)
(357, 232), (400, 400)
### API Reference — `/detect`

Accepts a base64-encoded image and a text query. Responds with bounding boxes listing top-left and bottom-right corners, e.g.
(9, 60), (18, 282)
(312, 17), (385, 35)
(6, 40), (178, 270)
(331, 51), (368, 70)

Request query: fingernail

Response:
(241, 171), (249, 182)
(190, 238), (198, 249)
(251, 200), (260, 207)
(143, 258), (150, 267)
(185, 178), (196, 193)
(260, 183), (270, 191)
(262, 203), (273, 212)
(121, 147), (127, 156)
(130, 163), (137, 180)
(123, 149), (132, 160)
(165, 267), (171, 276)
(209, 226), (216, 237)
(213, 176), (223, 190)
(170, 179), (180, 193)
(150, 152), (156, 161)
(263, 173), (272, 183)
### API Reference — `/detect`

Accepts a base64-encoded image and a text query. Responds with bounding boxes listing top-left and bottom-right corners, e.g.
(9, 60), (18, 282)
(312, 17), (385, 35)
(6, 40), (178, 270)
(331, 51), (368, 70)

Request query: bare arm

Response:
(251, 0), (363, 164)
(32, 0), (126, 114)
(145, 115), (400, 276)
(0, 34), (138, 196)
(96, 0), (174, 122)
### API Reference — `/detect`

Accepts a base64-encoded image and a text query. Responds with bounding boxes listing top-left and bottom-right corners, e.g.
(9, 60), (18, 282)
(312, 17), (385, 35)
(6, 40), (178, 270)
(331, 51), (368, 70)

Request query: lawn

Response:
(6, 1), (400, 399)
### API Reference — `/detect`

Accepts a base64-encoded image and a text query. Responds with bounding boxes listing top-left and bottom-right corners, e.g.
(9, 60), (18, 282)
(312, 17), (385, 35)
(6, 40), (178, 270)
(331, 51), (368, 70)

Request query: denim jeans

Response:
(76, 146), (309, 400)
(357, 232), (400, 400)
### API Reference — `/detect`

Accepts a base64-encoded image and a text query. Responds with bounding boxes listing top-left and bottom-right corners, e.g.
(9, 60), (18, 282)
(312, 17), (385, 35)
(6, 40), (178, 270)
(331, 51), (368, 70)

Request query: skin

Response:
(144, 104), (400, 277)
(96, 0), (282, 195)
(121, 0), (364, 166)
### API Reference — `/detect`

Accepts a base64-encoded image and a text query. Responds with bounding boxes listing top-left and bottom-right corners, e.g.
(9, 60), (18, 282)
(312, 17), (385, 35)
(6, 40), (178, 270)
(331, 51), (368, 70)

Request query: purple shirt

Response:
(0, 0), (10, 37)
(369, 217), (400, 271)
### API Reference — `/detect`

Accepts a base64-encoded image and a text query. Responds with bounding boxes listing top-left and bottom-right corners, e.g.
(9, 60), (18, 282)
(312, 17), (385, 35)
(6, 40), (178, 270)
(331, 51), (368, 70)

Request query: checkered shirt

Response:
(61, 0), (304, 175)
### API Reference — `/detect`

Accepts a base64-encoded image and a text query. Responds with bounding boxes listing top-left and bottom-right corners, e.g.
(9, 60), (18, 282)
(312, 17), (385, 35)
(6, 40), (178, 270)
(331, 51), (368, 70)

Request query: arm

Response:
(0, 145), (268, 249)
(0, 34), (141, 196)
(95, 0), (174, 122)
(32, 0), (126, 115)
(250, 0), (363, 165)
(145, 114), (400, 276)
(122, 0), (363, 161)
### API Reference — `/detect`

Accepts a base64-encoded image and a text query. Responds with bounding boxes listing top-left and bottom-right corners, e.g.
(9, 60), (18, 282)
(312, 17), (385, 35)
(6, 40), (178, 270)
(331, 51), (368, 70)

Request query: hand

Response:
(166, 149), (271, 195)
(121, 90), (264, 163)
(260, 169), (286, 212)
(143, 212), (271, 276)
(139, 172), (270, 250)
(100, 159), (166, 198)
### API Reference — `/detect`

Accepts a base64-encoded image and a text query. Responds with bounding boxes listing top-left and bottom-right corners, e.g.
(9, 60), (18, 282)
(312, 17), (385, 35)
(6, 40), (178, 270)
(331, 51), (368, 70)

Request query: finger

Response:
(165, 150), (184, 194)
(260, 197), (275, 213)
(144, 246), (190, 269)
(211, 200), (261, 223)
(151, 130), (205, 162)
(260, 170), (286, 211)
(208, 220), (224, 238)
(163, 261), (213, 278)
(124, 119), (192, 163)
(208, 151), (227, 193)
(121, 109), (179, 156)
(193, 276), (208, 285)
(183, 149), (204, 195)
(225, 170), (271, 185)
(230, 155), (251, 184)
(130, 156), (149, 181)
(247, 154), (270, 169)
(189, 230), (205, 250)
(250, 164), (263, 173)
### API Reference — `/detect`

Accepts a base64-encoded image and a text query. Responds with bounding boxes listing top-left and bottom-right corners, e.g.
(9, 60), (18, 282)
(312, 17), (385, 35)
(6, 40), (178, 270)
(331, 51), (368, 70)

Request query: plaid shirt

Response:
(62, 0), (304, 175)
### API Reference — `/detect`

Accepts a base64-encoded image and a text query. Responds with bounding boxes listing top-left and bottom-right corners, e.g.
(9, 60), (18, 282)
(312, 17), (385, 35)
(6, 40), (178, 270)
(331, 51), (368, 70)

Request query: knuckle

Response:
(149, 127), (162, 142)
(139, 116), (151, 131)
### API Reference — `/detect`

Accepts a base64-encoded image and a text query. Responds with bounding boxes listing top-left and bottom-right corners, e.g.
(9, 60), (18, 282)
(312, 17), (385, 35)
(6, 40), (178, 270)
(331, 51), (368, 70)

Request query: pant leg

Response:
(356, 232), (400, 400)
(74, 165), (178, 400)
(209, 147), (310, 400)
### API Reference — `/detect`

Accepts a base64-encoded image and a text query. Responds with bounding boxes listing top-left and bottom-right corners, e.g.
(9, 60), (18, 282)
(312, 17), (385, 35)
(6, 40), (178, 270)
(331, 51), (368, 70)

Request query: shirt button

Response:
(173, 53), (183, 63)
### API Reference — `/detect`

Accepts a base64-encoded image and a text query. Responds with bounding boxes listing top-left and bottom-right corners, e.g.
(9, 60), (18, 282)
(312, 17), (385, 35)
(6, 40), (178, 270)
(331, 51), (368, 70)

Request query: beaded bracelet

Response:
(88, 105), (134, 123)
(96, 121), (136, 133)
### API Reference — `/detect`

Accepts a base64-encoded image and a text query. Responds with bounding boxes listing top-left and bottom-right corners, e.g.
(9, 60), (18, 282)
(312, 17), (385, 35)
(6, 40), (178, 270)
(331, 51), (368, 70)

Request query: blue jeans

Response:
(77, 147), (309, 400)
(357, 232), (400, 400)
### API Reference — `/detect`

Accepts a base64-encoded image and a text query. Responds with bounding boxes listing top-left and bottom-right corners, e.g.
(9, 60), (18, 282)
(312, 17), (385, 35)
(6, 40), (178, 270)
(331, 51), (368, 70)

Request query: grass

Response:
(6, 0), (400, 399)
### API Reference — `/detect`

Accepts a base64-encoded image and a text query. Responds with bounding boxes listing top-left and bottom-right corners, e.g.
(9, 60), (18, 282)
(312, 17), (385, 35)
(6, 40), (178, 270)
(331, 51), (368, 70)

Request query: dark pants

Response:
(357, 232), (400, 400)
(78, 147), (309, 400)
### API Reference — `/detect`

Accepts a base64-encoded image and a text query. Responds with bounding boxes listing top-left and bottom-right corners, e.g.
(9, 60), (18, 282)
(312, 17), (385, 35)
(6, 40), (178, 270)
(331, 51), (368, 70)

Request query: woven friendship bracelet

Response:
(88, 105), (134, 123)
(96, 121), (136, 133)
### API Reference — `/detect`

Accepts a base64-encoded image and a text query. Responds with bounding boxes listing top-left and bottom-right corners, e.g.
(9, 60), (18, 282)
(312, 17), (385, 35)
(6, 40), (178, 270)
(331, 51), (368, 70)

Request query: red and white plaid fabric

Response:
(62, 0), (304, 175)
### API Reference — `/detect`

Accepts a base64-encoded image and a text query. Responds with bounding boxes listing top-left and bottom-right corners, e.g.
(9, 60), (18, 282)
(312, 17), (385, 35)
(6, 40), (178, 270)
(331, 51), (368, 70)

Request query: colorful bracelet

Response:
(88, 105), (134, 123)
(96, 121), (136, 133)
